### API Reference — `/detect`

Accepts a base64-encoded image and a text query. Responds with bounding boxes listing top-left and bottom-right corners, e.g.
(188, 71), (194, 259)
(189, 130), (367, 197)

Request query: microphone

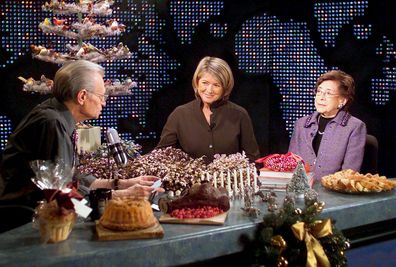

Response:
(106, 128), (128, 166)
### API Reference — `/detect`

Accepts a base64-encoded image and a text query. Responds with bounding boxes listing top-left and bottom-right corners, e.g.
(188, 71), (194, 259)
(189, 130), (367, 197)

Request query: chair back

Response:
(361, 134), (378, 174)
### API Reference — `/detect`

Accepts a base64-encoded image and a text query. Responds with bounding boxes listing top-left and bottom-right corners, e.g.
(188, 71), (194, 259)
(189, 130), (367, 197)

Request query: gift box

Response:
(76, 126), (101, 154)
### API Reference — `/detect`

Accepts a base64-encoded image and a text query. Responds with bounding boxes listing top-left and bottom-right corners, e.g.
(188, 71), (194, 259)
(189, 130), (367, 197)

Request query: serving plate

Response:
(321, 183), (394, 194)
(159, 211), (228, 225)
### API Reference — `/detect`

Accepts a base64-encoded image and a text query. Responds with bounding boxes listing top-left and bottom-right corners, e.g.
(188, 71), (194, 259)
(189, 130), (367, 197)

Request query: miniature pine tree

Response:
(286, 161), (310, 197)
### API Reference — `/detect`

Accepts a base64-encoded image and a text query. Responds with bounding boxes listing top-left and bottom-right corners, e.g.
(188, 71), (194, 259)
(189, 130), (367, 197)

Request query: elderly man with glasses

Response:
(0, 60), (162, 232)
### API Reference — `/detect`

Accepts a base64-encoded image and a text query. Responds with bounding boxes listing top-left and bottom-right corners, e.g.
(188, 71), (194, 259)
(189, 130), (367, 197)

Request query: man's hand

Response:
(113, 183), (164, 199)
(119, 175), (161, 189)
(90, 176), (164, 199)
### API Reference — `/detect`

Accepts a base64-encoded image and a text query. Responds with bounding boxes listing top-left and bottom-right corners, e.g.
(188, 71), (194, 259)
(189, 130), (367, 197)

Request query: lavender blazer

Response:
(288, 111), (367, 180)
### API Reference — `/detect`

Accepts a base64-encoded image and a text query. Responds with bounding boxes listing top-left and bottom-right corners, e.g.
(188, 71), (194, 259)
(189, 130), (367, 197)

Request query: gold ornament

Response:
(313, 201), (325, 212)
(277, 256), (288, 267)
(271, 235), (287, 252)
(319, 201), (325, 208)
(291, 219), (333, 267)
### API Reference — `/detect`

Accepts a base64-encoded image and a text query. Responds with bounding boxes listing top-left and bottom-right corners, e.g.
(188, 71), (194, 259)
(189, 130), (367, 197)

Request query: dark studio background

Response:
(0, 0), (395, 177)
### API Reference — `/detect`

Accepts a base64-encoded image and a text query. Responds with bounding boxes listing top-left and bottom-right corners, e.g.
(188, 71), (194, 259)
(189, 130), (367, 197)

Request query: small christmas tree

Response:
(286, 161), (310, 198)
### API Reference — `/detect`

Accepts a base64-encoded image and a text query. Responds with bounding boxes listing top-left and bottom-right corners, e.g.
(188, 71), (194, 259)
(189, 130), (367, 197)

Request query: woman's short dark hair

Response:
(316, 70), (355, 110)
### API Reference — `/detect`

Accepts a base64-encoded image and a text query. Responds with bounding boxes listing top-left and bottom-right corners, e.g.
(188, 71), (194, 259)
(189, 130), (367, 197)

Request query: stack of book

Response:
(258, 169), (293, 191)
(259, 169), (314, 191)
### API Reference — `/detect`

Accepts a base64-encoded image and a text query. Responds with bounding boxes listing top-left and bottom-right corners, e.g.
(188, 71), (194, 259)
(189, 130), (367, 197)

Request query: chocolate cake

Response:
(159, 183), (230, 213)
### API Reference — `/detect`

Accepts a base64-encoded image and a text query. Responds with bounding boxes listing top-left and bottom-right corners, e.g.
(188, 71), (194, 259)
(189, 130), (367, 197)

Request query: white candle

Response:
(213, 172), (217, 188)
(201, 173), (205, 181)
(247, 167), (251, 187)
(253, 170), (258, 192)
(233, 169), (238, 194)
(239, 168), (244, 193)
(220, 171), (224, 187)
(227, 170), (231, 195)
(206, 172), (211, 182)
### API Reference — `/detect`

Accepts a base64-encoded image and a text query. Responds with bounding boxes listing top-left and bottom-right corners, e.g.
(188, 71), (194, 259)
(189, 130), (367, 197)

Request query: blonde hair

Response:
(192, 56), (234, 100)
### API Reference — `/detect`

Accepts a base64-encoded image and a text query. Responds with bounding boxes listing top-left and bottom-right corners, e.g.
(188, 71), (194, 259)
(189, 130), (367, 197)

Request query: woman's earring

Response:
(338, 103), (344, 109)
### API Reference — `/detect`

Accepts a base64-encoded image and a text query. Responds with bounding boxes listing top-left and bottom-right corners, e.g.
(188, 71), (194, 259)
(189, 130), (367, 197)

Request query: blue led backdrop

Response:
(0, 0), (395, 176)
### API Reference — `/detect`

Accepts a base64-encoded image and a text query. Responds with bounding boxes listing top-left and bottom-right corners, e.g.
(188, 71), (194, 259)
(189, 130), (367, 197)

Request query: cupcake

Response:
(37, 200), (76, 243)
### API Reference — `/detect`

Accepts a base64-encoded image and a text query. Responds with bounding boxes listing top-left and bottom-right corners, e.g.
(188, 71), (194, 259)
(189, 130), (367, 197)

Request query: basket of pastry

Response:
(321, 169), (396, 193)
(30, 160), (83, 243)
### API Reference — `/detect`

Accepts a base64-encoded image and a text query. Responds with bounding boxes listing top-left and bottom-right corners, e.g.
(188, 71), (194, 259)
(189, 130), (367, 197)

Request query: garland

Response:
(249, 191), (349, 267)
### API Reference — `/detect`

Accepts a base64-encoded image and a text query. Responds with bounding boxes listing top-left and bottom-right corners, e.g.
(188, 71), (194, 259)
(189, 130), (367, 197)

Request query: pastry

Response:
(99, 197), (156, 231)
(321, 169), (396, 193)
(37, 200), (76, 243)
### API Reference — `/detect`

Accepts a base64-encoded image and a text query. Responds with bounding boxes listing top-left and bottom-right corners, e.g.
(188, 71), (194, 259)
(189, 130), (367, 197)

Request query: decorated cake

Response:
(18, 75), (134, 96)
(99, 198), (157, 231)
(31, 42), (131, 64)
(22, 0), (134, 95)
(18, 75), (53, 94)
(42, 0), (114, 16)
(159, 183), (230, 219)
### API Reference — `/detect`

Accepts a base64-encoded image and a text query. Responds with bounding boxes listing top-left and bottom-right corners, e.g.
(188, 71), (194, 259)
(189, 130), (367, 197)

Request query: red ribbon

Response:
(43, 181), (83, 211)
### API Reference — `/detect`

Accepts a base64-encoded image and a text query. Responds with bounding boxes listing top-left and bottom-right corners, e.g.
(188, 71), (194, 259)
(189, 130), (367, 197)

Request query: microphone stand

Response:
(106, 127), (112, 181)
(107, 127), (121, 190)
(107, 145), (114, 181)
(106, 127), (121, 190)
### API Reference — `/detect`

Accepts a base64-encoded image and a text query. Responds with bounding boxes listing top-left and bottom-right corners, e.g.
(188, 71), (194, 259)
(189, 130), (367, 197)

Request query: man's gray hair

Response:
(52, 60), (104, 102)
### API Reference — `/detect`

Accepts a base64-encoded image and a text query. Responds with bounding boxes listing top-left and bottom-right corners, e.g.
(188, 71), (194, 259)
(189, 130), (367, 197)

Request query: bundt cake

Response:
(99, 197), (157, 231)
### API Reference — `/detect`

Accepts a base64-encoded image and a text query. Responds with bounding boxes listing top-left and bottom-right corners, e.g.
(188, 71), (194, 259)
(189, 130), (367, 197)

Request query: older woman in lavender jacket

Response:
(289, 70), (366, 181)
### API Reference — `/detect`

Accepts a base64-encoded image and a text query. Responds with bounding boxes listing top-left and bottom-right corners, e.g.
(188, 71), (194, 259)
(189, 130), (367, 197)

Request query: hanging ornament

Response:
(277, 256), (288, 267)
(271, 235), (287, 252)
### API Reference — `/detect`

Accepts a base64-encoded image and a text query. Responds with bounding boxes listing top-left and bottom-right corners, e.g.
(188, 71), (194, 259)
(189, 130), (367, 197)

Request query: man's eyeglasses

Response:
(314, 88), (339, 98)
(88, 91), (109, 102)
